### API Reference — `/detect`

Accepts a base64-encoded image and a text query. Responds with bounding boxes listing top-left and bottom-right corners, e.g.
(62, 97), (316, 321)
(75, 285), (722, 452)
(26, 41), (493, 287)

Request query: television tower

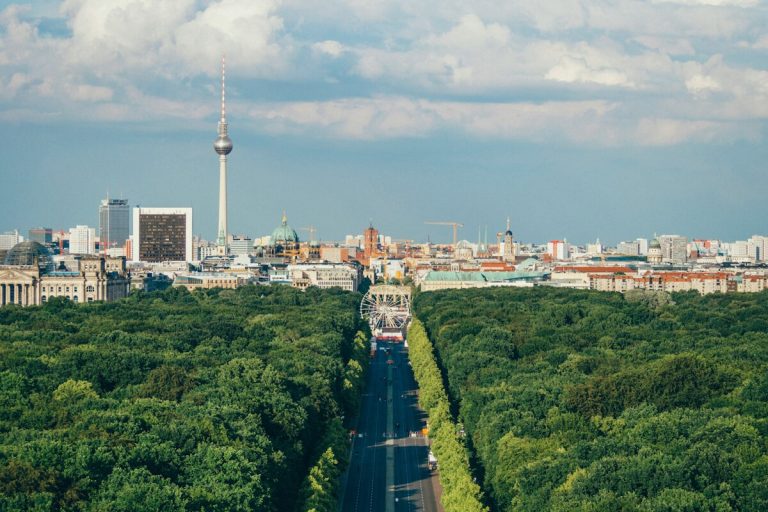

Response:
(213, 55), (233, 256)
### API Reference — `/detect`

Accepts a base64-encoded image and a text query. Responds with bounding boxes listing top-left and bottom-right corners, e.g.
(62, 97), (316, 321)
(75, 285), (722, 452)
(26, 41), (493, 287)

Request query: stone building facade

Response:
(0, 245), (130, 307)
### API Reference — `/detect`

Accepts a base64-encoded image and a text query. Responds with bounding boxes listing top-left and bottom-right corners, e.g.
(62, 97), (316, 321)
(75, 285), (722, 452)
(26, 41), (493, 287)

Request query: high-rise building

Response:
(230, 235), (252, 256)
(547, 240), (570, 260)
(729, 241), (750, 260)
(132, 208), (193, 262)
(0, 230), (23, 251)
(749, 235), (768, 262)
(213, 56), (233, 256)
(99, 198), (130, 252)
(659, 235), (688, 264)
(69, 225), (96, 255)
(617, 241), (640, 256)
(28, 228), (53, 245)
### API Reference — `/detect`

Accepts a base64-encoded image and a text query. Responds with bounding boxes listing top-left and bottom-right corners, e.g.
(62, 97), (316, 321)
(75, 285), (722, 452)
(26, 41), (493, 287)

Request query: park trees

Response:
(0, 285), (368, 511)
(414, 287), (768, 511)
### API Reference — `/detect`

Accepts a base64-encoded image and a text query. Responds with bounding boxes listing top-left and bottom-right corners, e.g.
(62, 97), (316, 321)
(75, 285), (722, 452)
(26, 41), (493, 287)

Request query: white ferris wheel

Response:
(360, 285), (412, 331)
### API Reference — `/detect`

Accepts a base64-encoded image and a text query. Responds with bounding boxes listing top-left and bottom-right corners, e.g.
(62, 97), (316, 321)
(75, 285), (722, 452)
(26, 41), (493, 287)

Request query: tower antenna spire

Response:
(220, 55), (226, 124)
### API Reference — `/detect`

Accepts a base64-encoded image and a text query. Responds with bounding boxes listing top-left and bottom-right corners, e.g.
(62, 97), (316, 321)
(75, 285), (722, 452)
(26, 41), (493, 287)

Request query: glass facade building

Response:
(99, 199), (130, 251)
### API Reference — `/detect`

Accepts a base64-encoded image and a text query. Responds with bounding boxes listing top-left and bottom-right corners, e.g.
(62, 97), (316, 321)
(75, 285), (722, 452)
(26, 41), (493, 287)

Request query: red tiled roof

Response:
(556, 266), (633, 274)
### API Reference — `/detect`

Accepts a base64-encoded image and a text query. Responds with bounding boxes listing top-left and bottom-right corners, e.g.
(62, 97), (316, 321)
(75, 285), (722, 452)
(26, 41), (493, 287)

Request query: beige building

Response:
(288, 263), (361, 292)
(173, 272), (243, 291)
(0, 241), (129, 307)
(589, 271), (731, 295)
(739, 275), (768, 293)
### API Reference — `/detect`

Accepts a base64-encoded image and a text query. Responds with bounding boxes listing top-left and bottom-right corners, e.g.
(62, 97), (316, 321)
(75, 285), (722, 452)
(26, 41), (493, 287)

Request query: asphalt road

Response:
(341, 341), (442, 512)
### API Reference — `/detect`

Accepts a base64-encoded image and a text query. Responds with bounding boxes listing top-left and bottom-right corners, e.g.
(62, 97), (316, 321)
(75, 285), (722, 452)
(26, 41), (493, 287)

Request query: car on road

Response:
(428, 451), (438, 471)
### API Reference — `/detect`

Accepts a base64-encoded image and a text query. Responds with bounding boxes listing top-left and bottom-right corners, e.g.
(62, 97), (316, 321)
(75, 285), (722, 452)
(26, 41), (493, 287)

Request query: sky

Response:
(0, 0), (767, 245)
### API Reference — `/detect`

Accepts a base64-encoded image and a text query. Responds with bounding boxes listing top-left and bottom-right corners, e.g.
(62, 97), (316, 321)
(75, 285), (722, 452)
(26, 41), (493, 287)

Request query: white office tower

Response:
(69, 225), (96, 255)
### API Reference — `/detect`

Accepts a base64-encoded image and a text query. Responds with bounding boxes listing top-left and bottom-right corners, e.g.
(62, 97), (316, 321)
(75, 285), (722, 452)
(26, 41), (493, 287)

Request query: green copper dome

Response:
(271, 213), (299, 244)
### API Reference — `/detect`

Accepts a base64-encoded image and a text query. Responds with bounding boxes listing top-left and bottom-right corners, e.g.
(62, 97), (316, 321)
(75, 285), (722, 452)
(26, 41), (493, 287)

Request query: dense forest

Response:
(415, 287), (768, 511)
(0, 286), (369, 511)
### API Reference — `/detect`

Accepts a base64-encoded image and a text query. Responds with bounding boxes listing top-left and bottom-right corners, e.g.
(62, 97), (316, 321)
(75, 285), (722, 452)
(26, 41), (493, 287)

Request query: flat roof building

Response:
(99, 198), (130, 252)
(132, 207), (193, 263)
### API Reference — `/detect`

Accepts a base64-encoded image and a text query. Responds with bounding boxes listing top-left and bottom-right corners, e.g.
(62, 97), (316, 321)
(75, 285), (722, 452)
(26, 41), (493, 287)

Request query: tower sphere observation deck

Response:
(214, 135), (233, 155)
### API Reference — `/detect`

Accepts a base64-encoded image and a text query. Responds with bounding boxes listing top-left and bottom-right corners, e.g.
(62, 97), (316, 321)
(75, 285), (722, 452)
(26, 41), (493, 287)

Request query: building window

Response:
(73, 296), (78, 303)
(74, 287), (78, 293)
(86, 285), (95, 293)
(41, 296), (46, 303)
(66, 287), (70, 292)
(58, 287), (62, 293)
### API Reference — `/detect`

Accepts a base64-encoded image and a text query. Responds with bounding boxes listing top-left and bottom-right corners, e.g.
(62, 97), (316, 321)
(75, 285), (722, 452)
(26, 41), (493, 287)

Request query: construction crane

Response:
(425, 221), (464, 246)
(299, 226), (317, 243)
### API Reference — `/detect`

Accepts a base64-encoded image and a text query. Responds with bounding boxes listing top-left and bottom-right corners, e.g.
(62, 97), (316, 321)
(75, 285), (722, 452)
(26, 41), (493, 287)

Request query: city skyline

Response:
(1, 1), (767, 244)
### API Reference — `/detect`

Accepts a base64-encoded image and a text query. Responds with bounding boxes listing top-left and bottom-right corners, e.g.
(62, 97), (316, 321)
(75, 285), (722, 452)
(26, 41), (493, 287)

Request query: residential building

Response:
(547, 240), (570, 260)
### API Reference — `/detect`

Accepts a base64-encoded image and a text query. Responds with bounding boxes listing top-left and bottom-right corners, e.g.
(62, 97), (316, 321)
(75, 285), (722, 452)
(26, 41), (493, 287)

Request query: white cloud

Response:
(635, 117), (729, 145)
(651, 0), (758, 6)
(247, 95), (763, 147)
(312, 40), (344, 57)
(546, 55), (633, 87)
(632, 36), (695, 56)
(685, 74), (721, 95)
(248, 96), (620, 142)
(752, 35), (768, 49)
(0, 72), (30, 99)
(0, 0), (766, 147)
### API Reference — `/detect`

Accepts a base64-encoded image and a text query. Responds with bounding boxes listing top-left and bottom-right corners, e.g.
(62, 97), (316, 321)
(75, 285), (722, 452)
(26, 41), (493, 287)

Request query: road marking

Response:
(368, 361), (382, 512)
(386, 362), (395, 512)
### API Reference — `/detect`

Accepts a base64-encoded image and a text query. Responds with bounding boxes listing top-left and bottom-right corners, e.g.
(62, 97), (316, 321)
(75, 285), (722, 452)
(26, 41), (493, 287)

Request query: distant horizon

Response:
(3, 208), (766, 249)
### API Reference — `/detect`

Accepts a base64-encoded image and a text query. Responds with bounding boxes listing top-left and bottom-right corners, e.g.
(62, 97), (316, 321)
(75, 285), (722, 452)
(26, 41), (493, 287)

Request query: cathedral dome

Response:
(271, 213), (299, 244)
(4, 241), (53, 272)
(649, 238), (661, 249)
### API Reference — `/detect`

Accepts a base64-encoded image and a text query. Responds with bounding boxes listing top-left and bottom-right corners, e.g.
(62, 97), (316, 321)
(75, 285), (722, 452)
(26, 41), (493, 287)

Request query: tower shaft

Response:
(217, 155), (228, 251)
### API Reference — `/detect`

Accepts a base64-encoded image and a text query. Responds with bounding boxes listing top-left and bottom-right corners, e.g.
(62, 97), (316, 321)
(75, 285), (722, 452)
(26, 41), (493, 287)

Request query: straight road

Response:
(341, 340), (442, 512)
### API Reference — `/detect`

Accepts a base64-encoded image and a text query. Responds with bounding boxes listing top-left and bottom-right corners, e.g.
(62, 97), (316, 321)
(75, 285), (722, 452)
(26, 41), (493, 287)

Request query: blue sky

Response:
(1, 0), (767, 245)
